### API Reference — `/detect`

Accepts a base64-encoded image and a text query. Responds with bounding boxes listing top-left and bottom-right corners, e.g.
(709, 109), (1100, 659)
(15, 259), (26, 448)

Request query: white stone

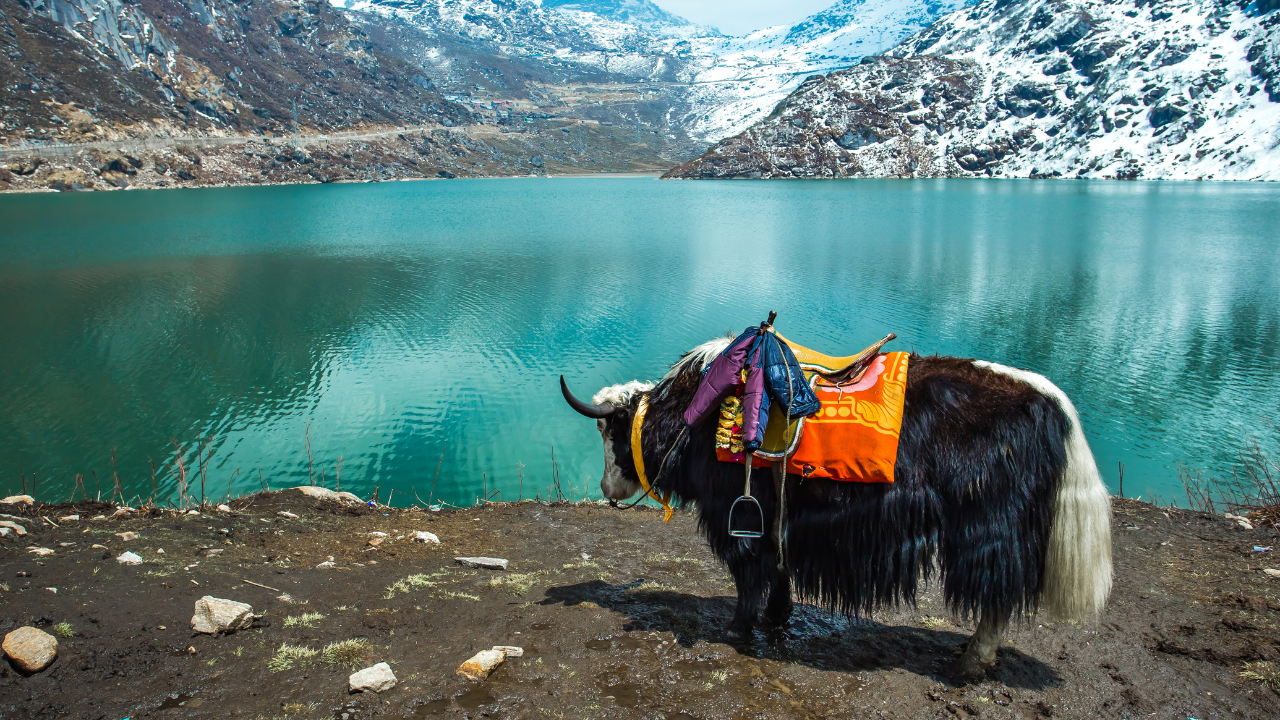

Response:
(58, 515), (79, 522)
(349, 662), (397, 693)
(116, 551), (143, 565)
(27, 547), (54, 556)
(457, 649), (505, 681)
(2, 627), (57, 673)
(216, 504), (232, 513)
(413, 531), (440, 544)
(316, 561), (336, 569)
(456, 556), (508, 570)
(0, 528), (10, 538)
(277, 511), (299, 519)
(293, 486), (363, 505)
(187, 510), (200, 515)
(0, 520), (26, 536)
(115, 531), (138, 541)
(191, 596), (254, 634)
(492, 645), (524, 658)
(0, 495), (33, 505)
(1264, 568), (1280, 578)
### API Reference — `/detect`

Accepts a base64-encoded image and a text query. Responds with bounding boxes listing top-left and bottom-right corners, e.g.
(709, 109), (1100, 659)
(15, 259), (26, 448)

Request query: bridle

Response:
(616, 393), (687, 521)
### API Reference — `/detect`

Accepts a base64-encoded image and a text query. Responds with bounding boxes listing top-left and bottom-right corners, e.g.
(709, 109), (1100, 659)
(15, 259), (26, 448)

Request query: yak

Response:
(560, 336), (1112, 681)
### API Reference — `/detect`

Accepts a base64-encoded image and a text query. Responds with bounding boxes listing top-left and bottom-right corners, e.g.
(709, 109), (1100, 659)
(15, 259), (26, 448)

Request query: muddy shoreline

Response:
(2, 491), (1279, 719)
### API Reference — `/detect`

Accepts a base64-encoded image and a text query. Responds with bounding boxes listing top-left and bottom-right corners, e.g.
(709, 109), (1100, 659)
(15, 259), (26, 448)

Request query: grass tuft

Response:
(52, 622), (74, 638)
(384, 571), (446, 599)
(267, 643), (318, 673)
(282, 611), (324, 629)
(486, 571), (547, 596)
(920, 616), (955, 631)
(321, 638), (377, 667)
(1241, 661), (1280, 689)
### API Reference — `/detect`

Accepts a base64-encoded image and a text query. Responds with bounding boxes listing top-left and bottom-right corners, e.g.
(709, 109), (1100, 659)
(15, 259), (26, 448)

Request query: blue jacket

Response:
(685, 327), (821, 452)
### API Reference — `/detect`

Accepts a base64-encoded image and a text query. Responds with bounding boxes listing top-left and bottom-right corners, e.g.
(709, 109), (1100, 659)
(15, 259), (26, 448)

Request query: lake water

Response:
(1, 177), (1278, 507)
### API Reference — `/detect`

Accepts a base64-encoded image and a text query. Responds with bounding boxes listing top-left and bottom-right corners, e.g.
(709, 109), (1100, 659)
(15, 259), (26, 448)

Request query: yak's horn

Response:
(560, 376), (614, 419)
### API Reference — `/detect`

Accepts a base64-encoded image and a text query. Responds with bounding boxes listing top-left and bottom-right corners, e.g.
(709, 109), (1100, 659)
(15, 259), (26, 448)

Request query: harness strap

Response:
(631, 395), (675, 523)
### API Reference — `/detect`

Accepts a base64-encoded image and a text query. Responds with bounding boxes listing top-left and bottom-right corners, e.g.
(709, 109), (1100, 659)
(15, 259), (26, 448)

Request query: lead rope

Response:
(776, 333), (794, 573)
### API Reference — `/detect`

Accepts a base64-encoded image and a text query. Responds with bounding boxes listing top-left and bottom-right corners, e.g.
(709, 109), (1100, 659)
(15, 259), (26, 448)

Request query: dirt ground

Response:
(2, 491), (1279, 719)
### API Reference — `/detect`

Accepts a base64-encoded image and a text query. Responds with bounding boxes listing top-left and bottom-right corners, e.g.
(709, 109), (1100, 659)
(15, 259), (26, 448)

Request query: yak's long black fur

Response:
(601, 353), (1071, 623)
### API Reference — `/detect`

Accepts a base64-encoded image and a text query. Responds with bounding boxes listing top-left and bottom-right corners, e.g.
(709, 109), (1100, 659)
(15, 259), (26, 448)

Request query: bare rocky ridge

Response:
(665, 0), (1280, 181)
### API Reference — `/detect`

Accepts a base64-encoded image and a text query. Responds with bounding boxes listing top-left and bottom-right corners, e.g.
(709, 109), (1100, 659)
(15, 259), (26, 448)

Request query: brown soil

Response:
(2, 493), (1279, 719)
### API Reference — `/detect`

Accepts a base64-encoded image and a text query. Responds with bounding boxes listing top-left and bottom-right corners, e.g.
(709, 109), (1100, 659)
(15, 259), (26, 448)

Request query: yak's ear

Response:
(561, 376), (614, 419)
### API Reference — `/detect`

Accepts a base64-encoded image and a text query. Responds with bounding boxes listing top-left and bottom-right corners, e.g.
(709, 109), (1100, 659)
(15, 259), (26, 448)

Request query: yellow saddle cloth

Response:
(715, 351), (909, 483)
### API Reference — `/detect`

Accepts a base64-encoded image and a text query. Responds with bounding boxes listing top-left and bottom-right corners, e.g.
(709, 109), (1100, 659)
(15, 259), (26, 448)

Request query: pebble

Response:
(58, 515), (79, 522)
(277, 511), (299, 519)
(349, 662), (397, 693)
(115, 531), (138, 542)
(117, 551), (143, 565)
(457, 649), (506, 681)
(413, 531), (440, 544)
(91, 544), (107, 549)
(316, 561), (336, 569)
(367, 537), (384, 547)
(0, 520), (27, 536)
(2, 627), (57, 673)
(191, 596), (255, 634)
(1264, 569), (1280, 578)
(58, 542), (75, 548)
(455, 556), (509, 571)
(294, 485), (364, 505)
(187, 510), (200, 515)
(216, 504), (232, 513)
(27, 547), (54, 556)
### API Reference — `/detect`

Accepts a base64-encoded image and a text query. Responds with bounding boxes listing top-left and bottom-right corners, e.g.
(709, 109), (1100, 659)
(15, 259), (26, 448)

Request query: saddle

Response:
(752, 332), (896, 459)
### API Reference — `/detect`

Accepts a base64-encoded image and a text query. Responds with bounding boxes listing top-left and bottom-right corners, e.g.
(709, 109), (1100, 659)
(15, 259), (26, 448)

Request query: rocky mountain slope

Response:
(0, 0), (473, 145)
(678, 0), (974, 140)
(665, 0), (1280, 181)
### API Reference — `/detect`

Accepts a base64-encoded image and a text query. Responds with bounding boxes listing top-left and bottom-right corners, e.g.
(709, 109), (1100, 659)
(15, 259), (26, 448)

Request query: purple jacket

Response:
(683, 330), (766, 444)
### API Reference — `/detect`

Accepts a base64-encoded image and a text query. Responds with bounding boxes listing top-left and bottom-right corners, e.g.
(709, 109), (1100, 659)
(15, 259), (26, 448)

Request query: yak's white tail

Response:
(974, 362), (1113, 620)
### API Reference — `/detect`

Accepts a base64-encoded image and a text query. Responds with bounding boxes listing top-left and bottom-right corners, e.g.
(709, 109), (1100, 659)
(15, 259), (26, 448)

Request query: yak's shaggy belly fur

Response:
(604, 354), (1073, 621)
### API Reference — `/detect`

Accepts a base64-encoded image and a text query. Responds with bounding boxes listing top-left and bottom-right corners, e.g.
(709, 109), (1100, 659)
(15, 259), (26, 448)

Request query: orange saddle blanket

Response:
(715, 351), (910, 483)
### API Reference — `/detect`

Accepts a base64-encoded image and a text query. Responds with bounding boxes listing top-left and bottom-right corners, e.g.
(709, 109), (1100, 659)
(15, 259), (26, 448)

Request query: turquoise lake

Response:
(1, 177), (1278, 507)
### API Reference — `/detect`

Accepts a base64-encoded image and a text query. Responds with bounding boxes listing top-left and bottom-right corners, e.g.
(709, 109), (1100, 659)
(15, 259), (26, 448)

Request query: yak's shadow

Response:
(541, 579), (1061, 690)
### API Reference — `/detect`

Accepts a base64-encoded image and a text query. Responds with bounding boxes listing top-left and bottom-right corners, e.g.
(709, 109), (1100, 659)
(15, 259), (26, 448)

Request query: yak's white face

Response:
(593, 381), (651, 500)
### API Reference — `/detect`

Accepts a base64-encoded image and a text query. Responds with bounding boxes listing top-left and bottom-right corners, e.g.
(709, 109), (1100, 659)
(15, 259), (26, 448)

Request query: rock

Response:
(316, 561), (336, 569)
(367, 537), (384, 547)
(2, 627), (58, 673)
(11, 158), (43, 175)
(0, 520), (27, 535)
(0, 495), (33, 505)
(91, 544), (107, 549)
(27, 547), (54, 556)
(456, 556), (508, 570)
(45, 168), (94, 192)
(111, 507), (133, 518)
(116, 551), (143, 564)
(457, 648), (505, 681)
(278, 511), (299, 519)
(349, 662), (397, 693)
(413, 531), (440, 544)
(0, 528), (11, 538)
(1264, 568), (1280, 578)
(217, 504), (232, 512)
(293, 486), (363, 504)
(115, 531), (138, 541)
(59, 515), (79, 522)
(187, 510), (200, 516)
(492, 645), (524, 658)
(191, 596), (254, 634)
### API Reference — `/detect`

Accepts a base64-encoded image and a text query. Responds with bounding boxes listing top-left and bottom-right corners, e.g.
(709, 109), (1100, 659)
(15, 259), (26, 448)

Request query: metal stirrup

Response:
(728, 451), (764, 538)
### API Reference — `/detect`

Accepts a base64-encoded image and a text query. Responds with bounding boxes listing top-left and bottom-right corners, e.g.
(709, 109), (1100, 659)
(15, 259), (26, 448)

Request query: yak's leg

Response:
(762, 566), (793, 626)
(954, 607), (1011, 682)
(762, 462), (793, 626)
(724, 555), (765, 640)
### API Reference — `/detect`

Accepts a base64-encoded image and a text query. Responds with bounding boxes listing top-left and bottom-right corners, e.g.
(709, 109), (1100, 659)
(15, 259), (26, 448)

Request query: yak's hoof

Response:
(762, 602), (794, 627)
(724, 620), (754, 641)
(950, 652), (995, 685)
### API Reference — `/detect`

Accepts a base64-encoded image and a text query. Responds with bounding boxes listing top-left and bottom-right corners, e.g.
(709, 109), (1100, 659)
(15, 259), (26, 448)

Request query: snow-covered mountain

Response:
(334, 0), (970, 142)
(677, 0), (974, 139)
(666, 0), (1280, 181)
